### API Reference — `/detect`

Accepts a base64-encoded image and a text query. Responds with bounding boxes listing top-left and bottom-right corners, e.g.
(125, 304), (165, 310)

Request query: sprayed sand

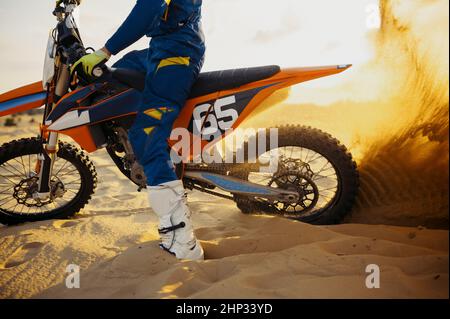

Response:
(245, 0), (449, 228)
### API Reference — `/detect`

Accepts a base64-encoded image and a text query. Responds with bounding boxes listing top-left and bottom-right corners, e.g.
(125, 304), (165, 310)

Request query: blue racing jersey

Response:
(105, 0), (204, 60)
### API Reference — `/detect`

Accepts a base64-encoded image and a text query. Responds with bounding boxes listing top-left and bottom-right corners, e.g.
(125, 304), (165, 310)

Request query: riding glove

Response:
(71, 49), (110, 76)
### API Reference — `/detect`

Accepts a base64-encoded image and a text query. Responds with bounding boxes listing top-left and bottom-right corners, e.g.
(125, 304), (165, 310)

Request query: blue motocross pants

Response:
(113, 47), (204, 186)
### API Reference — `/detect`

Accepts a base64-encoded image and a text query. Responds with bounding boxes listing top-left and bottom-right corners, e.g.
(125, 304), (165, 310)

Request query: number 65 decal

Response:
(193, 95), (239, 141)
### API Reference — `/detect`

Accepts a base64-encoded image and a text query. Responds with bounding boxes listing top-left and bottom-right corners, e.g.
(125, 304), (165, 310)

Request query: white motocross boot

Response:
(147, 180), (204, 260)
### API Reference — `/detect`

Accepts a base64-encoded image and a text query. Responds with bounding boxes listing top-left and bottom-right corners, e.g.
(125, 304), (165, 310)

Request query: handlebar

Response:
(57, 0), (82, 7)
(54, 0), (81, 16)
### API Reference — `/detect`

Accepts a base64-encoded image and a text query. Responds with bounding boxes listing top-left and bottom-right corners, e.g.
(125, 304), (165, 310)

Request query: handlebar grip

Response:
(92, 67), (104, 78)
(92, 64), (109, 78)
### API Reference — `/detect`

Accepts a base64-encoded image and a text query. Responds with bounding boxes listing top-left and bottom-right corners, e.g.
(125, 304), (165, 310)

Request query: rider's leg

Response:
(128, 49), (204, 260)
(111, 49), (149, 72)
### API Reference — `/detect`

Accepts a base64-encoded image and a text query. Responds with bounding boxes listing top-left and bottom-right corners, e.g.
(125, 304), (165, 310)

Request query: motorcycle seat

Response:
(112, 65), (281, 98)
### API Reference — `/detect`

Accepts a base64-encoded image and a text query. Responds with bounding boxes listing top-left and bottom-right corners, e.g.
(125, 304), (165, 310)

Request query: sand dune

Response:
(39, 218), (448, 299)
(1, 190), (447, 299)
(0, 120), (448, 299)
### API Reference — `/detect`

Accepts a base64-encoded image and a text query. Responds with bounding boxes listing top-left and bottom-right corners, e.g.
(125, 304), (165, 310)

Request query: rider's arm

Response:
(104, 0), (167, 56)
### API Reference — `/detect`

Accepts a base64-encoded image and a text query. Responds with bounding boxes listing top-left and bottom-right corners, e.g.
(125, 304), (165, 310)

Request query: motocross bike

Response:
(0, 0), (359, 225)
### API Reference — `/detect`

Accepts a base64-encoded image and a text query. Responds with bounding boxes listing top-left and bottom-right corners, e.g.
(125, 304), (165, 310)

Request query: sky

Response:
(0, 0), (380, 102)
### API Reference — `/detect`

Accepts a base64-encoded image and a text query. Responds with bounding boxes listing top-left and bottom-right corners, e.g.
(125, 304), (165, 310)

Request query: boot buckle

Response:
(158, 222), (186, 234)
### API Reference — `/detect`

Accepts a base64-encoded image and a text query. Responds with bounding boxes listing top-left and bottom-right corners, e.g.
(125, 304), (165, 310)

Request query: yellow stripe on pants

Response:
(156, 57), (190, 72)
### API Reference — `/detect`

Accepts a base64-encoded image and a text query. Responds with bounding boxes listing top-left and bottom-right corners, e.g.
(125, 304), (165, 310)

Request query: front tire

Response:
(0, 138), (97, 225)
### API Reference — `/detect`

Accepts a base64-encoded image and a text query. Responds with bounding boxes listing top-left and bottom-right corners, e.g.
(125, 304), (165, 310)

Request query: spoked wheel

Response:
(0, 138), (97, 225)
(232, 126), (359, 225)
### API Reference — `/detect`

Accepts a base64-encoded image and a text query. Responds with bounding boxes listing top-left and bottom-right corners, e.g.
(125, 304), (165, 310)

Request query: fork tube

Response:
(54, 65), (70, 100)
(37, 151), (52, 195)
(38, 64), (69, 195)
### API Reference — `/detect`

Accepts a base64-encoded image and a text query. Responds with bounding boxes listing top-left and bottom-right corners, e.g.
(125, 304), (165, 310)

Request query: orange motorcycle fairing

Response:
(61, 126), (98, 153)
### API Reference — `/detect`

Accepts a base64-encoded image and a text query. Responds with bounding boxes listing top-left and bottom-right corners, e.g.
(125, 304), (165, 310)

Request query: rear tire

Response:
(0, 138), (97, 225)
(232, 126), (359, 225)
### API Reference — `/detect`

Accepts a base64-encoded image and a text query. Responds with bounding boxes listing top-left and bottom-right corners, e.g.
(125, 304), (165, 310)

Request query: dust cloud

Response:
(244, 0), (449, 228)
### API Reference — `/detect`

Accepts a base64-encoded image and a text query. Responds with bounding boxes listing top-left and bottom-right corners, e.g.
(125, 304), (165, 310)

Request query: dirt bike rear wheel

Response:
(232, 126), (359, 225)
(0, 138), (97, 225)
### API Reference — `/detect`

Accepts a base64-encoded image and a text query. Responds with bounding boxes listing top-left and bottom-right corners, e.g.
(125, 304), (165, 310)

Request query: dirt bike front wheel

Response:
(0, 138), (97, 225)
(231, 126), (359, 225)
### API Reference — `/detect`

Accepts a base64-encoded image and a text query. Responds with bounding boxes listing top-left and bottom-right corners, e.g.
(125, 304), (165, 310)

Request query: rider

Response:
(71, 0), (206, 260)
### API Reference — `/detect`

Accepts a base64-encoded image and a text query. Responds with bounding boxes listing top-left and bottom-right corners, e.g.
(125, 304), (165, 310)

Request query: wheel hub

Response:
(278, 157), (315, 178)
(13, 176), (66, 208)
(269, 169), (320, 215)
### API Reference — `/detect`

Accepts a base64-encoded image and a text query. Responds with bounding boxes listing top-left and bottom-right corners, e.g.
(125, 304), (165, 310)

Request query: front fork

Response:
(36, 64), (70, 198)
(36, 132), (59, 196)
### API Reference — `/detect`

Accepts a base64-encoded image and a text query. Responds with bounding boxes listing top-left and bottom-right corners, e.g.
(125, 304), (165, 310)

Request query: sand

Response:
(0, 116), (448, 299)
